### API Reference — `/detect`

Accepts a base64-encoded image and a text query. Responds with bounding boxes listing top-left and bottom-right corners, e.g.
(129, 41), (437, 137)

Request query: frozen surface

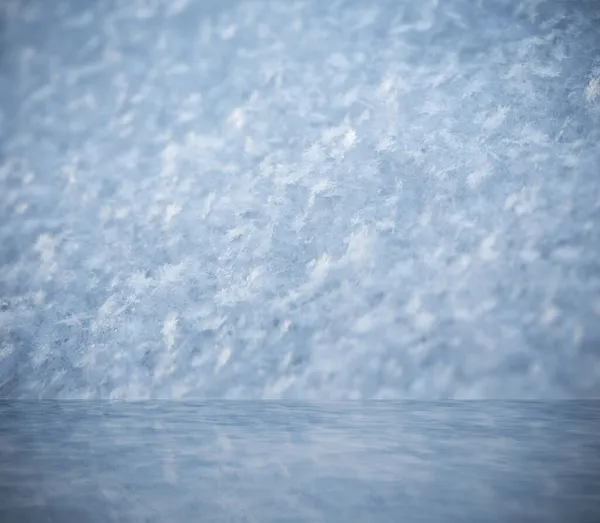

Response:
(1, 402), (599, 522)
(1, 0), (600, 399)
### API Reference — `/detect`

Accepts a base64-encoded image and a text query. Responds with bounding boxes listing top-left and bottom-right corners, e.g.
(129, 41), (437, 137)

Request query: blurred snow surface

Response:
(1, 0), (600, 398)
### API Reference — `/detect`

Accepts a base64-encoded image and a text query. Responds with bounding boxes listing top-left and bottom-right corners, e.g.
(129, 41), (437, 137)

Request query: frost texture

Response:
(0, 0), (599, 398)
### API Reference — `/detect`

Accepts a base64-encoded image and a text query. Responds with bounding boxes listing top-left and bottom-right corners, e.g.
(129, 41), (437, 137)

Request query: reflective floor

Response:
(1, 402), (599, 522)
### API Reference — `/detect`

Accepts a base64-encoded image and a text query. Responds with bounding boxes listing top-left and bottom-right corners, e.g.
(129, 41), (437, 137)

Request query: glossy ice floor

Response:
(1, 402), (599, 522)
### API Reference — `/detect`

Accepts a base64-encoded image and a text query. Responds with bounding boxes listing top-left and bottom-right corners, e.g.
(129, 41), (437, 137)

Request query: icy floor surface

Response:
(1, 402), (599, 522)
(1, 0), (599, 398)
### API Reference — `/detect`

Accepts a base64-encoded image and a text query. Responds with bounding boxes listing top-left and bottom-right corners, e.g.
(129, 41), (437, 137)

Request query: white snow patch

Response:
(14, 202), (28, 214)
(164, 203), (182, 226)
(162, 312), (179, 352)
(479, 234), (499, 261)
(228, 107), (245, 130)
(215, 347), (231, 372)
(414, 310), (436, 332)
(585, 76), (600, 102)
(220, 24), (237, 40)
(166, 0), (190, 17)
(202, 191), (216, 218)
(308, 253), (332, 282)
(540, 304), (560, 325)
(344, 227), (372, 264)
(482, 105), (509, 131)
(34, 234), (57, 263)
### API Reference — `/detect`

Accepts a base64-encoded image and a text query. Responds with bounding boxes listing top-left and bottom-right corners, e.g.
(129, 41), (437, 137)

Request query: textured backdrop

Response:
(1, 0), (600, 399)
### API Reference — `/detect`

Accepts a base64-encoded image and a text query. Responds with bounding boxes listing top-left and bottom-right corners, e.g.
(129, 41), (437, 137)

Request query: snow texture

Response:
(1, 402), (599, 522)
(1, 0), (600, 398)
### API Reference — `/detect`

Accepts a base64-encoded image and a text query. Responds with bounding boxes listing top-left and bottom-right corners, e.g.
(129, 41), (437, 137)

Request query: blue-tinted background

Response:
(2, 3), (600, 521)
(1, 1), (599, 398)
